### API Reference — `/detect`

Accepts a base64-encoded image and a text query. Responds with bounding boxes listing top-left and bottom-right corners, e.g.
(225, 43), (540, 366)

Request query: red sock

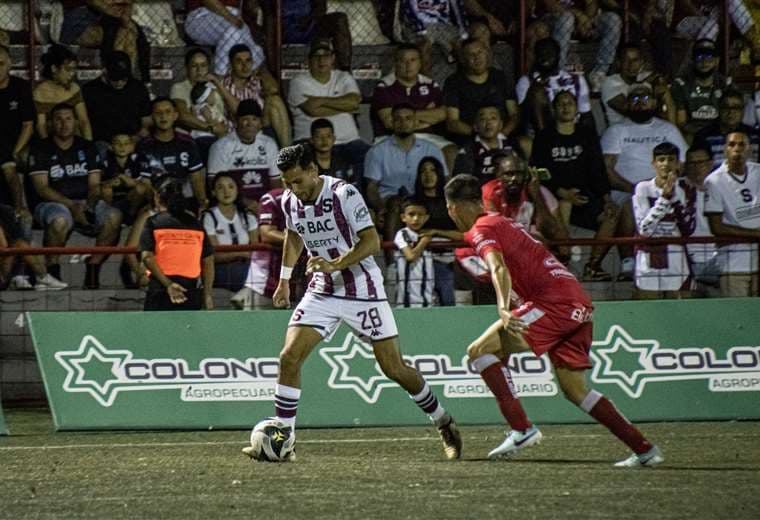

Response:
(588, 395), (652, 454)
(481, 362), (532, 431)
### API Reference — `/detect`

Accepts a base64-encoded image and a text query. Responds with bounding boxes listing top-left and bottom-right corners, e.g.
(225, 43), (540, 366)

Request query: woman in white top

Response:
(202, 173), (258, 292)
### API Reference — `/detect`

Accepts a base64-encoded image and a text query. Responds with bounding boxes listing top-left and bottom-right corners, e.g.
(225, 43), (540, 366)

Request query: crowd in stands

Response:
(2, 0), (760, 308)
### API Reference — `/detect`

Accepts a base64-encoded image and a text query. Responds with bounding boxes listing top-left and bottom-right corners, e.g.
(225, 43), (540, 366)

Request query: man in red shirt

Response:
(444, 174), (663, 467)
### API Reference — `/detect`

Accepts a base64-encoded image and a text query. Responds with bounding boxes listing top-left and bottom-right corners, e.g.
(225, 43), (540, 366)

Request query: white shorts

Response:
(288, 293), (399, 341)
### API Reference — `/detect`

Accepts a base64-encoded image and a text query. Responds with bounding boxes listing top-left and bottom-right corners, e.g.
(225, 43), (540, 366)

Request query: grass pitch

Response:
(1, 409), (759, 519)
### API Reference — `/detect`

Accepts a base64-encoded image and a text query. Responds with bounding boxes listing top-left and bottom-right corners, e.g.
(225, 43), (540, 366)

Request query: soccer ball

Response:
(248, 418), (296, 462)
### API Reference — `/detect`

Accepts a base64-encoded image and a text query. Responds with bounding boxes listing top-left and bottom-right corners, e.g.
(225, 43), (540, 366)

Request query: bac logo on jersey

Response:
(306, 220), (335, 233)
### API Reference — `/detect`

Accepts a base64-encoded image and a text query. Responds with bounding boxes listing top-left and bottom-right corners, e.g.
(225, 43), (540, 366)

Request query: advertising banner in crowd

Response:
(28, 300), (760, 430)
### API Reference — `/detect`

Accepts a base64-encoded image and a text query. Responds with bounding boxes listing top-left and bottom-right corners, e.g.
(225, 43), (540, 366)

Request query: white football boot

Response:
(34, 273), (68, 291)
(488, 425), (543, 459)
(614, 445), (664, 468)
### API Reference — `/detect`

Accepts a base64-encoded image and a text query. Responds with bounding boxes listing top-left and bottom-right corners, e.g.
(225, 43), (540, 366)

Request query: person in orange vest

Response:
(139, 179), (215, 310)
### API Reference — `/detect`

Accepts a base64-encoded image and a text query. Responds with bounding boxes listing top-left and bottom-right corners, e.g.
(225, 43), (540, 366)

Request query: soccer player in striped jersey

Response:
(445, 174), (663, 467)
(244, 144), (462, 461)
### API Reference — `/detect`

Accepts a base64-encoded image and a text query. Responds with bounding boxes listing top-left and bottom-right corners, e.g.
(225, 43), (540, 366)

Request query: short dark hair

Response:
(41, 45), (76, 80)
(311, 118), (334, 135)
(51, 102), (75, 118)
(476, 102), (502, 114)
(401, 196), (429, 213)
(395, 43), (420, 56)
(391, 102), (416, 115)
(552, 89), (577, 108)
(726, 127), (751, 141)
(151, 96), (176, 110)
(461, 37), (485, 50)
(277, 143), (316, 173)
(228, 44), (252, 63)
(184, 47), (209, 66)
(720, 88), (745, 107)
(617, 42), (642, 59)
(535, 37), (560, 55)
(652, 141), (680, 160)
(686, 144), (711, 158)
(445, 174), (482, 203)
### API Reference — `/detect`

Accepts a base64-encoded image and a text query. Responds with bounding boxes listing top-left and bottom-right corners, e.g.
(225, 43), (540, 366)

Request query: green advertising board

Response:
(28, 299), (760, 431)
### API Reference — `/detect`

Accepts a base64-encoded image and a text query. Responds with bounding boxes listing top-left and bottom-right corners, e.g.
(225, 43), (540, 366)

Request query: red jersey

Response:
(464, 214), (590, 308)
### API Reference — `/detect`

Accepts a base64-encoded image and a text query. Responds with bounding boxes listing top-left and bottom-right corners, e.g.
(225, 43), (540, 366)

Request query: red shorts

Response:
(512, 301), (593, 370)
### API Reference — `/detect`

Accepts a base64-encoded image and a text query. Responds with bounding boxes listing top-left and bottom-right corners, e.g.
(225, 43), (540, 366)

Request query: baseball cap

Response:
(236, 99), (263, 119)
(694, 39), (717, 56)
(105, 51), (131, 81)
(309, 37), (334, 57)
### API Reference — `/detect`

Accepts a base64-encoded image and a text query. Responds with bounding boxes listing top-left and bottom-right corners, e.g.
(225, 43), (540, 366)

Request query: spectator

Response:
(0, 44), (34, 247)
(137, 97), (208, 210)
(33, 45), (92, 140)
(601, 82), (688, 280)
(694, 89), (760, 162)
(140, 179), (215, 310)
(394, 197), (436, 307)
(400, 0), (469, 76)
(415, 156), (456, 232)
(207, 99), (280, 213)
(27, 103), (122, 289)
(444, 38), (520, 145)
(531, 90), (618, 280)
(101, 131), (151, 222)
(263, 0), (352, 70)
(704, 129), (760, 297)
(672, 39), (732, 138)
(372, 43), (456, 170)
(683, 145), (720, 297)
(100, 130), (151, 288)
(58, 0), (150, 83)
(202, 173), (258, 295)
(535, 0), (622, 88)
(310, 119), (357, 185)
(453, 103), (528, 176)
(364, 104), (448, 247)
(632, 142), (697, 299)
(481, 150), (567, 244)
(516, 37), (593, 132)
(82, 51), (152, 148)
(184, 0), (265, 77)
(236, 188), (301, 309)
(626, 0), (675, 78)
(601, 43), (675, 126)
(190, 80), (232, 139)
(287, 37), (369, 171)
(170, 49), (230, 151)
(0, 204), (68, 291)
(414, 157), (457, 306)
(218, 44), (291, 147)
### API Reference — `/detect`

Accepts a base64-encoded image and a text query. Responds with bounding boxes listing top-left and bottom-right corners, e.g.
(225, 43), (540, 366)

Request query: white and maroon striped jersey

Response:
(282, 176), (386, 300)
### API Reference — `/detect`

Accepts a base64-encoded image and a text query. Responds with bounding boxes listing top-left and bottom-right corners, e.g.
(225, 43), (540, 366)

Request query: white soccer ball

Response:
(248, 418), (296, 462)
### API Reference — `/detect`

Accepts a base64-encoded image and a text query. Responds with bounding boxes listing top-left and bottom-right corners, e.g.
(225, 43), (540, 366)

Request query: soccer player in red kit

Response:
(444, 173), (664, 467)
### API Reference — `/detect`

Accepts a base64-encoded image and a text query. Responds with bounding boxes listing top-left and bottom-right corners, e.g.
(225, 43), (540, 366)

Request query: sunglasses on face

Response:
(630, 95), (650, 103)
(695, 52), (716, 61)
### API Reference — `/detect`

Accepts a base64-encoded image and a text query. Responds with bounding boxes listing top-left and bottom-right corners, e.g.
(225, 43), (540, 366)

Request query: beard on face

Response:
(694, 63), (716, 79)
(504, 183), (524, 202)
(628, 109), (656, 123)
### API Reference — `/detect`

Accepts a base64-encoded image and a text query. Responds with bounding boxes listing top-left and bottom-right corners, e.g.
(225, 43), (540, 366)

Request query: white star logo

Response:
(55, 335), (133, 407)
(319, 332), (397, 403)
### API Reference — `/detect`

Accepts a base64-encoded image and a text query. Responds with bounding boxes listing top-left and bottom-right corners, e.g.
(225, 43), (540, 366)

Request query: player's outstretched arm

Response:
(485, 250), (526, 335)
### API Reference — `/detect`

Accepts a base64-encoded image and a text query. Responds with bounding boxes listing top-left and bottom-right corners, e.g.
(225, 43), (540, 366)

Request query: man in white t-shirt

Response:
(601, 82), (688, 279)
(601, 43), (674, 127)
(287, 37), (370, 170)
(704, 129), (760, 297)
(207, 100), (281, 213)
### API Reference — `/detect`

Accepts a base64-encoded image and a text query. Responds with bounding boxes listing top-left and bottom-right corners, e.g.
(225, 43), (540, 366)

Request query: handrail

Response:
(1, 235), (757, 257)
